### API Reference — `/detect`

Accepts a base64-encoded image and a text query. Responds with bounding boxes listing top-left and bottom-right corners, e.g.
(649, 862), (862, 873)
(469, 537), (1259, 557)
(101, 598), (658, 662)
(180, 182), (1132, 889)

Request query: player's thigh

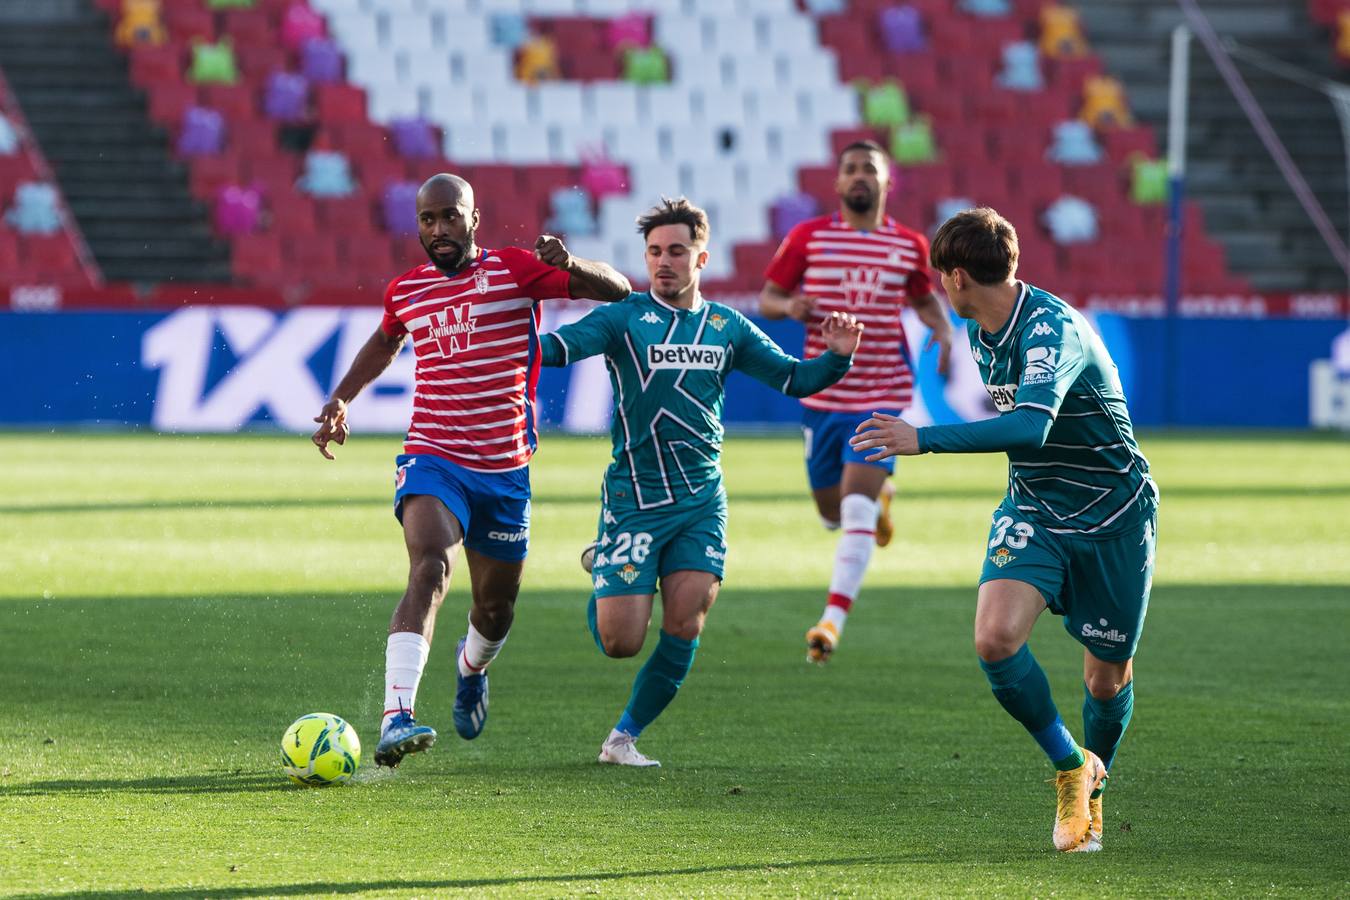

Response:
(659, 570), (721, 640)
(400, 493), (465, 570)
(976, 502), (1067, 658)
(464, 547), (524, 609)
(840, 461), (891, 499)
(594, 593), (655, 657)
(975, 579), (1049, 660)
(395, 455), (469, 562)
(1061, 513), (1156, 664)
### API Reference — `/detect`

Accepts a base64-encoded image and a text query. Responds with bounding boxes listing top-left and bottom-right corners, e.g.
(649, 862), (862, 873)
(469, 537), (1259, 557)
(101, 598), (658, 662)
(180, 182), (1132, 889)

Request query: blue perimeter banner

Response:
(0, 306), (1345, 431)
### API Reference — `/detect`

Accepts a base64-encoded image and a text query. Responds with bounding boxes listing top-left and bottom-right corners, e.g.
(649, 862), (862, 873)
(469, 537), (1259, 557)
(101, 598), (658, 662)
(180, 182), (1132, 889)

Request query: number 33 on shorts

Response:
(986, 513), (1037, 571)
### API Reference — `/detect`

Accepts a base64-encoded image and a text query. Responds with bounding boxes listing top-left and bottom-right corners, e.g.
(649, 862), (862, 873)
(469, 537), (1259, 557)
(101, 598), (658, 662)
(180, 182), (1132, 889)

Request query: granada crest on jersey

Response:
(709, 313), (726, 331)
(989, 547), (1016, 568)
(619, 563), (640, 584)
(474, 267), (490, 295)
(395, 458), (416, 489)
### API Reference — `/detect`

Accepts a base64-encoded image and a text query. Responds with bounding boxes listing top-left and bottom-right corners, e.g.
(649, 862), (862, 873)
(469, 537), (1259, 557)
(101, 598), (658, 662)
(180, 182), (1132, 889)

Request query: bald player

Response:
(312, 174), (631, 768)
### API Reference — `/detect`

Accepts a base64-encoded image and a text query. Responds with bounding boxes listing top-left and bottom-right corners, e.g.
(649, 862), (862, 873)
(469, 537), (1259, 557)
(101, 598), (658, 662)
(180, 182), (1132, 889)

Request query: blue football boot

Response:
(452, 637), (489, 740)
(373, 710), (436, 768)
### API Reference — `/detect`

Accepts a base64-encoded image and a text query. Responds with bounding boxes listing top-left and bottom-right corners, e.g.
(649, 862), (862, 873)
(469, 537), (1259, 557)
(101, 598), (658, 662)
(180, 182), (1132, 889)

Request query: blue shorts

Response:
(802, 408), (900, 490)
(392, 454), (531, 562)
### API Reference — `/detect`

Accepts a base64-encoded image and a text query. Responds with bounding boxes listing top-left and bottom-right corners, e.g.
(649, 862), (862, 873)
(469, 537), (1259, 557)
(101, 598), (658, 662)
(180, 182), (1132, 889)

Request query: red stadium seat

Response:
(146, 82), (197, 127)
(315, 84), (368, 124)
(198, 85), (259, 123)
(162, 5), (216, 43)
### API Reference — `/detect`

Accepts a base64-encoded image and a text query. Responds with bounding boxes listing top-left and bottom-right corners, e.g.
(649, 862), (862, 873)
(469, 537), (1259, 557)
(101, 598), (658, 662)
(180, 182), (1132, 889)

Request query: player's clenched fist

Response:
(312, 398), (350, 460)
(819, 311), (864, 357)
(535, 234), (572, 271)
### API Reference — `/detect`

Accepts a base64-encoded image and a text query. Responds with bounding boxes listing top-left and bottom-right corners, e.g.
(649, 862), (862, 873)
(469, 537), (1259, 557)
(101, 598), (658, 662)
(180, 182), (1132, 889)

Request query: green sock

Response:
(617, 630), (697, 738)
(1083, 680), (1134, 775)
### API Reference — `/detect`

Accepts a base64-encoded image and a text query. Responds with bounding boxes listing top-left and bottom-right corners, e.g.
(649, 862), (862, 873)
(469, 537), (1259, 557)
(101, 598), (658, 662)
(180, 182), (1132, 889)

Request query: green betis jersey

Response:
(540, 291), (851, 511)
(969, 281), (1157, 536)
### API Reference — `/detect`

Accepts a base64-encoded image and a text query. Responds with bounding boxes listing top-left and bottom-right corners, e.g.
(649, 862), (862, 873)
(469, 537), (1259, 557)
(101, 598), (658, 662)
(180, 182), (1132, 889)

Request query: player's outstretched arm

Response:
(535, 234), (631, 302)
(850, 407), (1053, 460)
(733, 310), (860, 398)
(312, 326), (405, 460)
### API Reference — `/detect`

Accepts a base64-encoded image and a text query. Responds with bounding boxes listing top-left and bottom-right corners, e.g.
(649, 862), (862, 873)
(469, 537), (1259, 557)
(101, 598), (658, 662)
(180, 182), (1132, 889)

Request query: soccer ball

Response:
(280, 713), (361, 786)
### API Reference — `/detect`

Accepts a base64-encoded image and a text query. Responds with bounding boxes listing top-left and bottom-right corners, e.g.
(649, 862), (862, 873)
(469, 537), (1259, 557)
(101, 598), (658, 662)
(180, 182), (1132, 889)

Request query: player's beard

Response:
(423, 226), (476, 272)
(842, 189), (876, 215)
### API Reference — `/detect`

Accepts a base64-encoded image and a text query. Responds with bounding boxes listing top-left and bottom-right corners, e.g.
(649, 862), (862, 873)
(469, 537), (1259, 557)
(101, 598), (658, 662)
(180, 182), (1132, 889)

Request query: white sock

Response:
(382, 631), (430, 734)
(459, 619), (508, 677)
(823, 493), (878, 632)
(820, 516), (841, 531)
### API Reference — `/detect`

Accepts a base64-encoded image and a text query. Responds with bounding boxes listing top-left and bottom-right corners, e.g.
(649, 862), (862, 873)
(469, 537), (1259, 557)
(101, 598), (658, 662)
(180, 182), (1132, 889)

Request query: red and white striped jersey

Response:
(380, 247), (571, 471)
(764, 214), (933, 412)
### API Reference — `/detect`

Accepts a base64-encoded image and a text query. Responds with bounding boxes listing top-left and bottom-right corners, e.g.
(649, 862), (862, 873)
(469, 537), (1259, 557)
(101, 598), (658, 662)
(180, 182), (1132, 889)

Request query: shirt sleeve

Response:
(730, 310), (851, 397)
(917, 407), (1053, 453)
(379, 277), (407, 338)
(904, 231), (934, 299)
(499, 246), (573, 302)
(1012, 313), (1087, 418)
(540, 300), (629, 367)
(762, 222), (810, 292)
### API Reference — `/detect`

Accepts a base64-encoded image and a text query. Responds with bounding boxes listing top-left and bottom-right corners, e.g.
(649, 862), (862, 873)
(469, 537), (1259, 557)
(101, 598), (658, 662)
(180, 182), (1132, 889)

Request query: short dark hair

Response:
(838, 140), (889, 165)
(930, 207), (1020, 285)
(636, 196), (710, 245)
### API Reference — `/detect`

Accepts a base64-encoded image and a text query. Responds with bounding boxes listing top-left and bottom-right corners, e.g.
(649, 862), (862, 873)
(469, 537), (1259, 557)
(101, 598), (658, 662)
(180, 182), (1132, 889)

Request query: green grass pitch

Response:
(1, 431), (1347, 897)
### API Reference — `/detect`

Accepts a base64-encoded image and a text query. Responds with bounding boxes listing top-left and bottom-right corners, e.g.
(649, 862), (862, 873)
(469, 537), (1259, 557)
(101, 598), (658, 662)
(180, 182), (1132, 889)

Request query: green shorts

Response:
(590, 487), (728, 599)
(979, 498), (1157, 663)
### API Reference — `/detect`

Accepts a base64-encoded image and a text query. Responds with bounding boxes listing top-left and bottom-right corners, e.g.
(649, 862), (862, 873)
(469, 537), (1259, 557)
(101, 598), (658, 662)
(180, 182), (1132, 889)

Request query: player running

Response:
(759, 139), (955, 664)
(540, 198), (863, 767)
(311, 174), (630, 768)
(850, 208), (1158, 853)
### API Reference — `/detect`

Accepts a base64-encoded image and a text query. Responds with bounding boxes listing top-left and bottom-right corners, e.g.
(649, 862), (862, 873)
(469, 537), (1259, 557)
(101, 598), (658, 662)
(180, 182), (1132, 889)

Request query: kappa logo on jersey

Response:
(840, 266), (886, 308)
(394, 458), (416, 488)
(602, 508), (617, 526)
(593, 574), (609, 589)
(647, 343), (726, 370)
(986, 383), (1018, 412)
(474, 268), (490, 295)
(972, 346), (984, 365)
(1030, 322), (1057, 338)
(1022, 346), (1059, 385)
(428, 303), (477, 357)
(1030, 306), (1052, 318)
(639, 311), (662, 325)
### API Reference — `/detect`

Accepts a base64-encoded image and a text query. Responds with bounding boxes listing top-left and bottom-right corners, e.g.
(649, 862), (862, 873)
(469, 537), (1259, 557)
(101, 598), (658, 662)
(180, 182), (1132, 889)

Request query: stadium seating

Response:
(20, 0), (1248, 300)
(0, 71), (96, 288)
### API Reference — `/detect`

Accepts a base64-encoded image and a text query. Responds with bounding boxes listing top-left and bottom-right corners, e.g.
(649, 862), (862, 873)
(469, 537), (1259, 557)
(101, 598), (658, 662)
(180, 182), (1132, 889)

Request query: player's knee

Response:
(1085, 671), (1125, 700)
(408, 552), (452, 600)
(974, 624), (1021, 663)
(600, 630), (643, 659)
(665, 615), (704, 643)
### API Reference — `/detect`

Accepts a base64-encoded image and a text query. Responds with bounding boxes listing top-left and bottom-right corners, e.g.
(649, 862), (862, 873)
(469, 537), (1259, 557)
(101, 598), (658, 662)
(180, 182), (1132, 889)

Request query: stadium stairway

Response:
(0, 0), (231, 284)
(1075, 0), (1348, 293)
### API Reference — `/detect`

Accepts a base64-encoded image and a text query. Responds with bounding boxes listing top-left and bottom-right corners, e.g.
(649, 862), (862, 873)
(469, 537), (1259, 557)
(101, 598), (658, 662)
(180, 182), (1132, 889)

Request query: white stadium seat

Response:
(533, 83), (586, 125)
(638, 85), (695, 126)
(498, 124), (553, 164)
(586, 82), (641, 127)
